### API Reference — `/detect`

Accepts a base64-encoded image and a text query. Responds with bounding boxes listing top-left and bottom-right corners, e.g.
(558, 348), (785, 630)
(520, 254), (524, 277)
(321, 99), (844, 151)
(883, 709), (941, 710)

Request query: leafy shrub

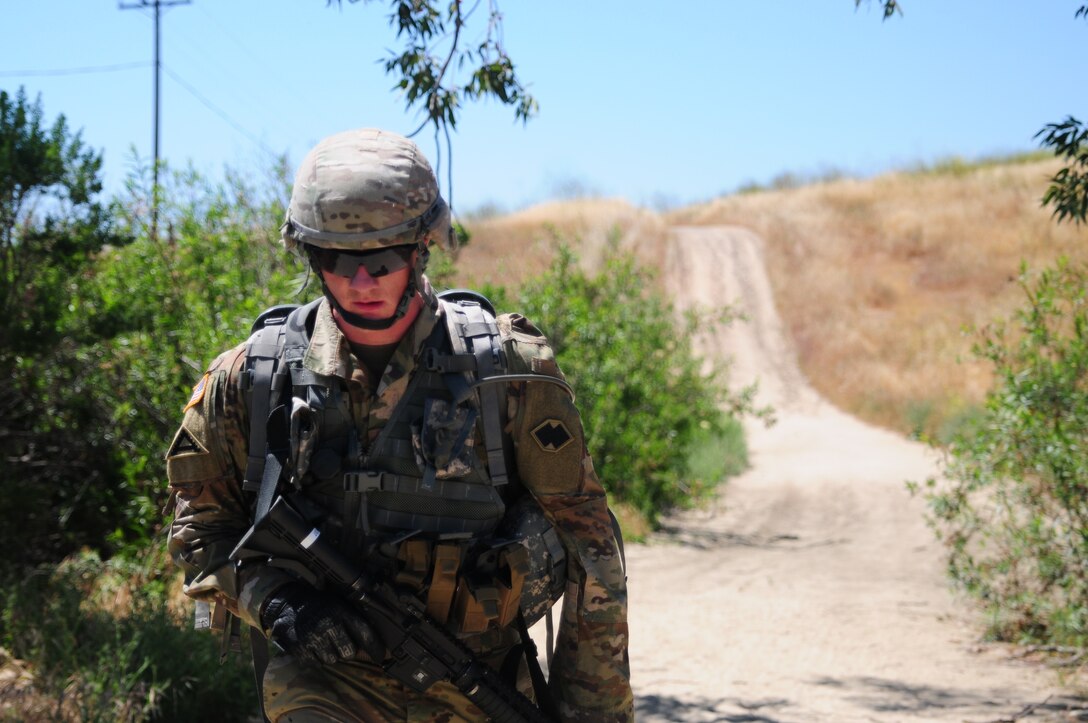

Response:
(919, 259), (1088, 646)
(0, 88), (135, 570)
(482, 238), (760, 526)
(78, 159), (299, 552)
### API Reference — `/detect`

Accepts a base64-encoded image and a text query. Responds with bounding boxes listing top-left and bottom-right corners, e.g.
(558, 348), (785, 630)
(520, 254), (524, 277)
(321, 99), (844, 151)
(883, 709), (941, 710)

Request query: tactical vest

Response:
(238, 291), (569, 632)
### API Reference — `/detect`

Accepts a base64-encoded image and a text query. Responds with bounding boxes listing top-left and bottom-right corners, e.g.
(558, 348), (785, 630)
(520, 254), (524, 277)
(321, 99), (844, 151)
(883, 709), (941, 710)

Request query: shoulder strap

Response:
(242, 319), (290, 495)
(436, 296), (511, 485)
(241, 300), (320, 513)
(437, 288), (497, 316)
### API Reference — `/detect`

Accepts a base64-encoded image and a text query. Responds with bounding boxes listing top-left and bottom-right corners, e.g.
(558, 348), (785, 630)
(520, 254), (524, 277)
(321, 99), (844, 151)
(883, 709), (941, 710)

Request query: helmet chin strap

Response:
(306, 243), (428, 333)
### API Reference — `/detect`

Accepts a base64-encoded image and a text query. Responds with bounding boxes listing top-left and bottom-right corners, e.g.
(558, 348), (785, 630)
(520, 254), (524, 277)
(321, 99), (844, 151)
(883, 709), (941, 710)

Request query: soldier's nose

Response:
(349, 265), (379, 289)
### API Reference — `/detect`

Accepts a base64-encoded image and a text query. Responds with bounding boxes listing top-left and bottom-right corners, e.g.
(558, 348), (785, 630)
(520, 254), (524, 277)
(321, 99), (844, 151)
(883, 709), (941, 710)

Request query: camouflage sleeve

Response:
(498, 313), (634, 723)
(165, 344), (294, 631)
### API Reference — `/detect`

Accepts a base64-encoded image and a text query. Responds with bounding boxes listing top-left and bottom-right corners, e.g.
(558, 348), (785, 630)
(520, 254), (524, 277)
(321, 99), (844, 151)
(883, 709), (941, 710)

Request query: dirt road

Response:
(624, 226), (1085, 722)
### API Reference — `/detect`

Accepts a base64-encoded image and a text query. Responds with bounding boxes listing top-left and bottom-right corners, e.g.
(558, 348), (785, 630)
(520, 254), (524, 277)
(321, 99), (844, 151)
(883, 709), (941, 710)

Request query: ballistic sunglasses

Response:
(312, 246), (414, 279)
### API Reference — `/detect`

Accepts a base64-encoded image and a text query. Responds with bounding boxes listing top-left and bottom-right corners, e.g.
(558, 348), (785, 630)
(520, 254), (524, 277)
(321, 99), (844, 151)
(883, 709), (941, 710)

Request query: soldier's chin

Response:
(332, 305), (397, 329)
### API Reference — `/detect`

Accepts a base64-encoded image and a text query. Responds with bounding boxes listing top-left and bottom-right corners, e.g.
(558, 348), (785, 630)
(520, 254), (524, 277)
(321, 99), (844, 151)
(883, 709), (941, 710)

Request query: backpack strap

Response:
(241, 300), (319, 518)
(241, 318), (291, 495)
(436, 296), (510, 485)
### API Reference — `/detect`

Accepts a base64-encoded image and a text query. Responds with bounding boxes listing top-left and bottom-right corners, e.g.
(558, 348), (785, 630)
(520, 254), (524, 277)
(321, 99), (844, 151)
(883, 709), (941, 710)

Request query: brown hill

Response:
(457, 156), (1087, 438)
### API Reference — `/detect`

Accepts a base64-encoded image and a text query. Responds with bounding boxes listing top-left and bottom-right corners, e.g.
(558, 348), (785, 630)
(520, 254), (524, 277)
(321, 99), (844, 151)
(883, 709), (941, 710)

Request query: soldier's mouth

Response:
(351, 300), (386, 313)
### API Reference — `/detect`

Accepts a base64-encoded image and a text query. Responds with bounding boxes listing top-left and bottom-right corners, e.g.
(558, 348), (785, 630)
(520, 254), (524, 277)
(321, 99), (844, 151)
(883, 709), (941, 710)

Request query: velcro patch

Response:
(531, 419), (573, 453)
(168, 427), (207, 458)
(184, 373), (210, 412)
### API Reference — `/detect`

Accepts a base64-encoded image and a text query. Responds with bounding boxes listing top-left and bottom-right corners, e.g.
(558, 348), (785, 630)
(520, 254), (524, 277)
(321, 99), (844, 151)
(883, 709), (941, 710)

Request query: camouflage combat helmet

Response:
(281, 128), (452, 253)
(281, 128), (452, 330)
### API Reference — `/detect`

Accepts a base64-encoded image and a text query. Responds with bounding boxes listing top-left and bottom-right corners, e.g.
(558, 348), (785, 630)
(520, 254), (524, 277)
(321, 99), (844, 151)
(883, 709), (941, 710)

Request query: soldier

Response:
(165, 128), (633, 722)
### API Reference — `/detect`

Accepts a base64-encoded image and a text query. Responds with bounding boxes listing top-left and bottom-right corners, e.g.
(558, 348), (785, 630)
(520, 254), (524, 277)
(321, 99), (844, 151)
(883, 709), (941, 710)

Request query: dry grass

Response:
(457, 158), (1087, 440)
(667, 157), (1088, 436)
(452, 197), (669, 287)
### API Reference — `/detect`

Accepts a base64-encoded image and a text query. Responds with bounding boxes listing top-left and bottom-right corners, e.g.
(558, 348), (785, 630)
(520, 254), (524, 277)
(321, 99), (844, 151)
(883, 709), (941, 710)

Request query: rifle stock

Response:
(235, 496), (553, 723)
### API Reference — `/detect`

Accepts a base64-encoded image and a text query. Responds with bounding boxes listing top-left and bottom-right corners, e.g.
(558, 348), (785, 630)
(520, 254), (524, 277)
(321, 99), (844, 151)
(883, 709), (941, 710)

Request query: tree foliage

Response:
(1036, 116), (1088, 224)
(0, 87), (299, 571)
(0, 88), (132, 570)
(854, 0), (902, 19)
(330, 0), (536, 136)
(919, 261), (1088, 645)
(0, 87), (123, 354)
(0, 96), (297, 718)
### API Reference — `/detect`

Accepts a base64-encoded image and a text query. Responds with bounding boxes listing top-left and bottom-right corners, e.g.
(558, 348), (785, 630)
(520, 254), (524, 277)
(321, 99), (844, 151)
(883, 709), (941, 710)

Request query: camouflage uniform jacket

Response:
(166, 284), (634, 722)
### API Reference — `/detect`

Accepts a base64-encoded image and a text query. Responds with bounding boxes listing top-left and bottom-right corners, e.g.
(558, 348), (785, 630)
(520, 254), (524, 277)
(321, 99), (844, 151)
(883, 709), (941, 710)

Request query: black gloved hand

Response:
(260, 582), (385, 665)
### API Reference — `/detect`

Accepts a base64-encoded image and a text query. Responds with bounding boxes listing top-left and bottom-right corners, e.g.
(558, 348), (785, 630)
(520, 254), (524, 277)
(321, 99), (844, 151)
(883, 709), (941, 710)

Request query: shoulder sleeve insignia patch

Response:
(183, 373), (210, 412)
(167, 426), (207, 458)
(531, 419), (573, 453)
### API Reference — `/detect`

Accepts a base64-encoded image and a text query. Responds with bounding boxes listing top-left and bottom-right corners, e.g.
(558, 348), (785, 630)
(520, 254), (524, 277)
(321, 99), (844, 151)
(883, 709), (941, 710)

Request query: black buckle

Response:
(423, 347), (443, 372)
(343, 470), (385, 492)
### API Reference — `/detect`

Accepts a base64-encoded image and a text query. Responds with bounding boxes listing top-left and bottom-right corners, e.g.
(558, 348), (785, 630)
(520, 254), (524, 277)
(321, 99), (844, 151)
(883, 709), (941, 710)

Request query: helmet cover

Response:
(282, 128), (452, 252)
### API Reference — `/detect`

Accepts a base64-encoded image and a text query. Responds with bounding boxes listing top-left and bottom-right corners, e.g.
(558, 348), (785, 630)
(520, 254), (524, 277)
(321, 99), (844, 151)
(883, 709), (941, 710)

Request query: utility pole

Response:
(120, 0), (191, 241)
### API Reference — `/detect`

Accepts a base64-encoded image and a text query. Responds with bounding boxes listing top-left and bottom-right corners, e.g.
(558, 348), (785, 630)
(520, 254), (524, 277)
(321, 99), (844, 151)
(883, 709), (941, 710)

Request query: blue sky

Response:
(2, 2), (1085, 214)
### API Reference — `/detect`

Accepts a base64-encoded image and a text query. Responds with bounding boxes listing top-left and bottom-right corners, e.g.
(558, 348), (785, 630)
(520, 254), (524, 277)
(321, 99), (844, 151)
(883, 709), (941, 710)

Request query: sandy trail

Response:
(623, 226), (1085, 722)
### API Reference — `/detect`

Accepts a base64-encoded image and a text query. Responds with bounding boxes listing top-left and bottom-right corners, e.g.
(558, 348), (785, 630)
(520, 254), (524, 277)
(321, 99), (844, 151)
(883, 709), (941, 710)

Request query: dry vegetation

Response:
(453, 198), (669, 288)
(460, 155), (1087, 439)
(669, 156), (1087, 436)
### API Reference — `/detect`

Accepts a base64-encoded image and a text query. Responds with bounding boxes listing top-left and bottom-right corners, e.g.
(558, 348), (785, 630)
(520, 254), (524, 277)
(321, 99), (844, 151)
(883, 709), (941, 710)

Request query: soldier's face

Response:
(320, 247), (417, 321)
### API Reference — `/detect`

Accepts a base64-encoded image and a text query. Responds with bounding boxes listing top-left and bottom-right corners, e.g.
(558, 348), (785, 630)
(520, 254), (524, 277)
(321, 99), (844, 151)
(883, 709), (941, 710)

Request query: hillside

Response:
(457, 156), (1087, 438)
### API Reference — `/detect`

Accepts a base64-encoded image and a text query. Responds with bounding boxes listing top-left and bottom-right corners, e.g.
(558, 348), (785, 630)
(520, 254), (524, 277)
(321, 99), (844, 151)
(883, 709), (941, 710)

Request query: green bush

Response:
(0, 88), (135, 570)
(481, 237), (760, 526)
(919, 259), (1088, 646)
(78, 159), (299, 552)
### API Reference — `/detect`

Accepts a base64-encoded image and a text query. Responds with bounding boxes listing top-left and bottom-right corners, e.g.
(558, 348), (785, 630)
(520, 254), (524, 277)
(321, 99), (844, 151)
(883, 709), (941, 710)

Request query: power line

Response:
(161, 64), (280, 159)
(194, 3), (266, 70)
(163, 12), (286, 143)
(0, 62), (150, 78)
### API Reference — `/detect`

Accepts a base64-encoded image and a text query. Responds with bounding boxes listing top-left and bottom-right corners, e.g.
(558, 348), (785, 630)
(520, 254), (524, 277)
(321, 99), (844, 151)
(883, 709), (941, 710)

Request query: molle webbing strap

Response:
(440, 299), (509, 485)
(343, 470), (503, 502)
(344, 470), (504, 534)
(288, 367), (324, 387)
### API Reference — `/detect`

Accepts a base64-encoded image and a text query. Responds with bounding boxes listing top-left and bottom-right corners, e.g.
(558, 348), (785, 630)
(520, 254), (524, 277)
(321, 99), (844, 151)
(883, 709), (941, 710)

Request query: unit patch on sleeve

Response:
(167, 426), (207, 458)
(183, 373), (210, 412)
(531, 419), (573, 453)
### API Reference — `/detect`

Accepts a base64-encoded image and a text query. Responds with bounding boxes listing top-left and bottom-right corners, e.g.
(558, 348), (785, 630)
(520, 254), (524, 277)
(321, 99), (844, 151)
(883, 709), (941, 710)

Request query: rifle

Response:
(232, 495), (555, 723)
